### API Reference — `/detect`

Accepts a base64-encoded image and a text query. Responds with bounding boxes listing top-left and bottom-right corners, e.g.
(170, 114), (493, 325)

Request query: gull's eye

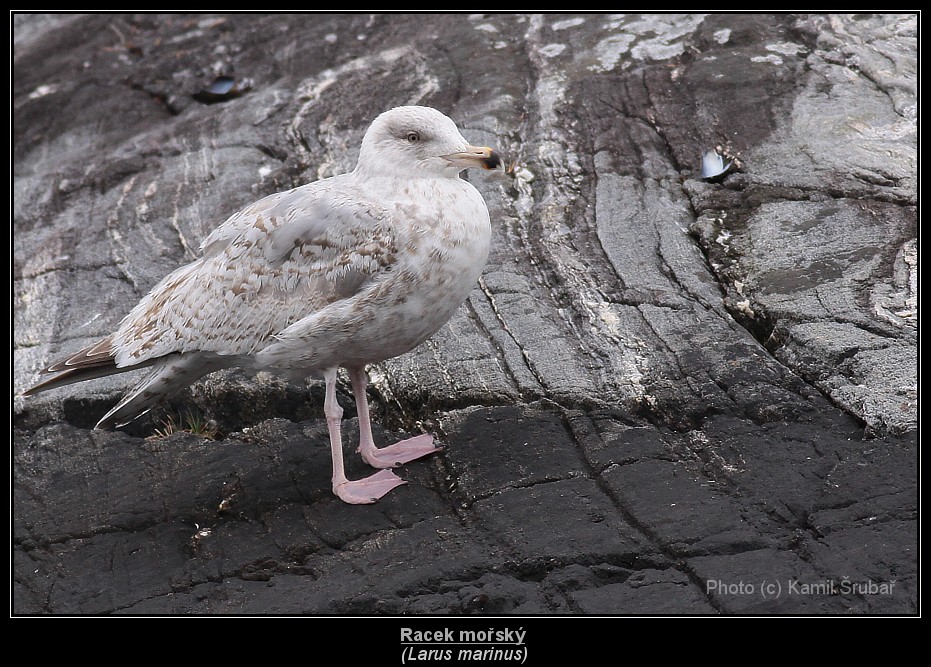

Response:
(406, 131), (421, 143)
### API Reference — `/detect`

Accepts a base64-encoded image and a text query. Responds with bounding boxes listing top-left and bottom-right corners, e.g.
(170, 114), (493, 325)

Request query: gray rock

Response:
(14, 13), (916, 615)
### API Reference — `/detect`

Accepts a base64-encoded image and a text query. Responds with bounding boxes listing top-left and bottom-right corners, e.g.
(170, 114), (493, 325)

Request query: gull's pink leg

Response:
(322, 368), (405, 504)
(348, 367), (442, 469)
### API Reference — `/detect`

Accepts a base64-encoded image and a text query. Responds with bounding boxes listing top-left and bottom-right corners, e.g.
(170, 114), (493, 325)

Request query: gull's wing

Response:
(109, 176), (398, 367)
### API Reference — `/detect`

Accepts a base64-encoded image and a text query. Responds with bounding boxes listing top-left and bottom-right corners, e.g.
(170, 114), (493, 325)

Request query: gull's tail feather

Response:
(94, 354), (220, 430)
(20, 336), (137, 396)
(23, 340), (220, 430)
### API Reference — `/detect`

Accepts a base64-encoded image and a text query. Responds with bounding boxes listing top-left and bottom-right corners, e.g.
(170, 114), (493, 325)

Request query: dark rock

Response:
(13, 13), (916, 615)
(569, 569), (716, 614)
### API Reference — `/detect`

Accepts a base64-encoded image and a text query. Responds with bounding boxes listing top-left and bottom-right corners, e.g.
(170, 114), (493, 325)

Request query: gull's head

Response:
(355, 106), (501, 178)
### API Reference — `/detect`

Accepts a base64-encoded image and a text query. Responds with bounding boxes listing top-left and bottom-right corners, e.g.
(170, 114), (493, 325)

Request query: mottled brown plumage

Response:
(26, 105), (500, 503)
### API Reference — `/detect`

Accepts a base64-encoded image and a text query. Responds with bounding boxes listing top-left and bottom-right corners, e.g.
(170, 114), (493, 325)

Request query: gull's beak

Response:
(442, 145), (502, 171)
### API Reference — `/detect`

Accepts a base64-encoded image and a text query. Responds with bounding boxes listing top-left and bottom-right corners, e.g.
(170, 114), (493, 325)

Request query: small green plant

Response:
(149, 410), (220, 441)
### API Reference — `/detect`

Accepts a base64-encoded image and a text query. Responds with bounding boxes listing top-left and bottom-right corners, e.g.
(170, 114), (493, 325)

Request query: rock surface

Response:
(13, 13), (917, 615)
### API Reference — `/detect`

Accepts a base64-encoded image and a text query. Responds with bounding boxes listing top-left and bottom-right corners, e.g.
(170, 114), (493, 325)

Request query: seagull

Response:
(23, 105), (501, 504)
